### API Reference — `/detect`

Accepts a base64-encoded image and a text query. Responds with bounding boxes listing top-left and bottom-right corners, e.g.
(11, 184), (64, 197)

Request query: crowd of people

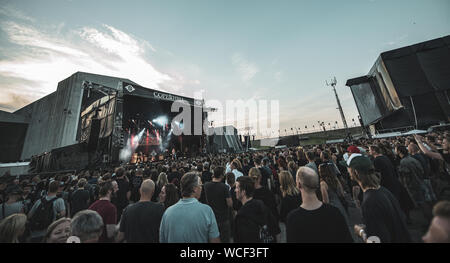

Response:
(1, 130), (450, 243)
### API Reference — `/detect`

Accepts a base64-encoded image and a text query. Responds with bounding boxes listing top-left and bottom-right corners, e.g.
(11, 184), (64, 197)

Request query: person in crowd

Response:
(278, 171), (302, 224)
(347, 154), (411, 243)
(0, 213), (27, 243)
(70, 178), (90, 218)
(296, 148), (308, 167)
(117, 179), (164, 243)
(158, 183), (180, 209)
(0, 184), (24, 220)
(415, 134), (450, 164)
(44, 217), (71, 243)
(286, 167), (353, 243)
(409, 143), (437, 202)
(28, 180), (66, 242)
(231, 160), (244, 180)
(130, 168), (144, 203)
(278, 170), (302, 243)
(114, 167), (130, 221)
(242, 158), (252, 176)
(305, 151), (318, 175)
(249, 167), (279, 222)
(88, 181), (117, 243)
(159, 172), (220, 243)
(422, 200), (450, 243)
(369, 145), (402, 199)
(154, 172), (168, 202)
(168, 164), (182, 187)
(254, 155), (271, 189)
(226, 172), (241, 212)
(395, 145), (432, 223)
(204, 166), (232, 243)
(318, 163), (349, 224)
(287, 161), (298, 184)
(234, 176), (280, 243)
(70, 209), (104, 243)
(226, 157), (234, 173)
(201, 164), (213, 184)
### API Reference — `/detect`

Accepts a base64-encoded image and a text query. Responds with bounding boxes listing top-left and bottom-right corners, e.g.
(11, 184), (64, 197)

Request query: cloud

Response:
(231, 53), (259, 82)
(0, 18), (196, 112)
(384, 34), (408, 46)
(274, 71), (283, 82)
(0, 5), (35, 22)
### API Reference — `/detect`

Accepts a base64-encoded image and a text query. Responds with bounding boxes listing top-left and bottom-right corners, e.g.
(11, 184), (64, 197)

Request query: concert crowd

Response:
(1, 130), (450, 243)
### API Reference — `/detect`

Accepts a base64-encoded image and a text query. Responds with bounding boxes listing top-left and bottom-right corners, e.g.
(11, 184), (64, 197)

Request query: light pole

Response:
(326, 77), (348, 130)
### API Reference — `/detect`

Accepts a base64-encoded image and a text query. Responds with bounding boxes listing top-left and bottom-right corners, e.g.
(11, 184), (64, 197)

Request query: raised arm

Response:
(414, 134), (444, 161)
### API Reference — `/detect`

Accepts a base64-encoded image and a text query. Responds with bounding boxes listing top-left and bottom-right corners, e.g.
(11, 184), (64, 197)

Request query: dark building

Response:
(346, 35), (450, 134)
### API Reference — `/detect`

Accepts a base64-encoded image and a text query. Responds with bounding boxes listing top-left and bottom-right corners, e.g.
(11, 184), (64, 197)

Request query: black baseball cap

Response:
(346, 154), (373, 173)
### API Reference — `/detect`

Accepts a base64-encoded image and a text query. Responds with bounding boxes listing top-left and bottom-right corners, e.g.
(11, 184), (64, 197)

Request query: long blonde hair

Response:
(0, 213), (27, 243)
(157, 172), (169, 188)
(248, 167), (262, 185)
(279, 171), (300, 197)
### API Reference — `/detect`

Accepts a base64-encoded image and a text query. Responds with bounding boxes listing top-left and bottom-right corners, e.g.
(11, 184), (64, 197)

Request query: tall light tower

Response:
(326, 77), (348, 130)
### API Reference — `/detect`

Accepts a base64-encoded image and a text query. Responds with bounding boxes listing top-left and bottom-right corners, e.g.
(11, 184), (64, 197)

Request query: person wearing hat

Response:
(346, 154), (411, 243)
(0, 184), (25, 221)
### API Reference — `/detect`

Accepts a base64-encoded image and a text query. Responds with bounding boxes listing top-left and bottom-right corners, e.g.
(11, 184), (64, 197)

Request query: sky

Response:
(0, 0), (449, 137)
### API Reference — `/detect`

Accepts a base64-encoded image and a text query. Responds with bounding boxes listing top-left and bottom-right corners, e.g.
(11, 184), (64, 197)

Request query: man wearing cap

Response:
(346, 146), (363, 207)
(346, 154), (411, 243)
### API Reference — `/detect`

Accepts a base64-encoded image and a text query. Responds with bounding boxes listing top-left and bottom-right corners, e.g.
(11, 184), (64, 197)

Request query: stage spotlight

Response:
(153, 116), (168, 126)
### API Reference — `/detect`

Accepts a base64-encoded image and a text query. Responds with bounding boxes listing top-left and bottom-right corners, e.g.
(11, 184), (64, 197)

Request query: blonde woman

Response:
(278, 171), (302, 223)
(0, 213), (27, 243)
(249, 168), (279, 222)
(44, 217), (71, 243)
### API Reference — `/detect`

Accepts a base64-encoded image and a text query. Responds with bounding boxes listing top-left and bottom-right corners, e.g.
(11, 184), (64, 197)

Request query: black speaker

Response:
(87, 119), (101, 151)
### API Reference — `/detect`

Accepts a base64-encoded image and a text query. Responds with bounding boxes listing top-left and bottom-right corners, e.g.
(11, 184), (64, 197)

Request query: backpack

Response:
(30, 197), (58, 231)
(251, 201), (276, 243)
(258, 224), (274, 243)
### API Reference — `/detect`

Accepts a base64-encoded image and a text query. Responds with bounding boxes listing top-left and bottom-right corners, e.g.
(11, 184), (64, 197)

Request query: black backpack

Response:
(30, 197), (58, 231)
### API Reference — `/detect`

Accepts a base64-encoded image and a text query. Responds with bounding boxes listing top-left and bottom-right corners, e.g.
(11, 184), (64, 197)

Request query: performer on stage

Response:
(137, 151), (143, 163)
(172, 148), (176, 160)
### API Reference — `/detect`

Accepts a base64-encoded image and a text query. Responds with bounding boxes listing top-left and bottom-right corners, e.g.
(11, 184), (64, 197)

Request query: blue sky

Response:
(0, 0), (449, 136)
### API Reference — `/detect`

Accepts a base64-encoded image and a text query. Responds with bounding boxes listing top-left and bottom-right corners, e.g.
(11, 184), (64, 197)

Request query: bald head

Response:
(296, 166), (319, 193)
(408, 143), (420, 155)
(140, 179), (155, 199)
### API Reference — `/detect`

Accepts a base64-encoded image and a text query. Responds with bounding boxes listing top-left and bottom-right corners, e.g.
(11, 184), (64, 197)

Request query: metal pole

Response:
(410, 96), (418, 130)
(332, 85), (348, 129)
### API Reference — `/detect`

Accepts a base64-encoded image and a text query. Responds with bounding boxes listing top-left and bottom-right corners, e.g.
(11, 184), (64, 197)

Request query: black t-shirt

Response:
(201, 171), (213, 184)
(361, 187), (412, 243)
(168, 171), (181, 185)
(71, 189), (90, 216)
(279, 194), (302, 223)
(115, 178), (130, 208)
(204, 181), (231, 223)
(286, 203), (353, 243)
(254, 187), (279, 221)
(373, 155), (401, 199)
(119, 201), (165, 243)
(243, 165), (252, 176)
(130, 176), (143, 203)
(412, 154), (430, 179)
